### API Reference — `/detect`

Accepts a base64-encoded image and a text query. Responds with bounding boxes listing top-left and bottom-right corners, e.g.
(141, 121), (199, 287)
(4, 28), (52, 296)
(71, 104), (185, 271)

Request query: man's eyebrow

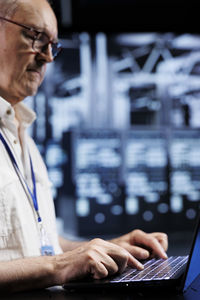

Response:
(31, 25), (59, 43)
(24, 21), (57, 40)
(39, 29), (58, 43)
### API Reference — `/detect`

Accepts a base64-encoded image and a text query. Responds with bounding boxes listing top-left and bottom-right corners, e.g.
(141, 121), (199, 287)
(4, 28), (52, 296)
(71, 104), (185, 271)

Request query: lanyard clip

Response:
(36, 210), (42, 223)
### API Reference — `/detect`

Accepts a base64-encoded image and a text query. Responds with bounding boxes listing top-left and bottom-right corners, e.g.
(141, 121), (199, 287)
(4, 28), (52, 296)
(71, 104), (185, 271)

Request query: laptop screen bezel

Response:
(180, 211), (200, 293)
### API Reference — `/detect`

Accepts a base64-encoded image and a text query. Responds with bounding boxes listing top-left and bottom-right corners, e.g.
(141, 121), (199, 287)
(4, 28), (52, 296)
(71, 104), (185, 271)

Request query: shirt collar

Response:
(0, 96), (36, 128)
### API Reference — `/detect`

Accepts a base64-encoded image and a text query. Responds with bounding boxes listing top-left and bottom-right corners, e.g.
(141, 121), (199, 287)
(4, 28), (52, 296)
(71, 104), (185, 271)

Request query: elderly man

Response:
(0, 0), (168, 293)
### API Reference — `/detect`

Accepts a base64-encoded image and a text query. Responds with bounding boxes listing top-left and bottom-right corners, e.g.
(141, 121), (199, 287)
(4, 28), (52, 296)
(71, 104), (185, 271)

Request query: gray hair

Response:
(0, 0), (52, 18)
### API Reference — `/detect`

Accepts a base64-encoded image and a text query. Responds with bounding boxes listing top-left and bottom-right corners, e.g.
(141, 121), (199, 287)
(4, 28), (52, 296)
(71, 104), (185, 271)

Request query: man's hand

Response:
(110, 230), (168, 260)
(53, 230), (168, 284)
(53, 238), (144, 284)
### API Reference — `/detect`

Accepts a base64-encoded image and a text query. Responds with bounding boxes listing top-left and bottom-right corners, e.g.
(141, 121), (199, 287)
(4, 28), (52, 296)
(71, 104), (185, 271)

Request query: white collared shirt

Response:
(0, 97), (62, 261)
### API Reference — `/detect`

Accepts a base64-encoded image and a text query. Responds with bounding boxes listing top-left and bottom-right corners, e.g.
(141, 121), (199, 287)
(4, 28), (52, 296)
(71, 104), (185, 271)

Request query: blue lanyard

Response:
(0, 131), (41, 223)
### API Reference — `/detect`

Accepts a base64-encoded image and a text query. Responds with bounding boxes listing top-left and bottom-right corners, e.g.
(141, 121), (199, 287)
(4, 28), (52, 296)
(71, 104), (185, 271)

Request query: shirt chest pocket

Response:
(0, 179), (42, 260)
(0, 179), (23, 237)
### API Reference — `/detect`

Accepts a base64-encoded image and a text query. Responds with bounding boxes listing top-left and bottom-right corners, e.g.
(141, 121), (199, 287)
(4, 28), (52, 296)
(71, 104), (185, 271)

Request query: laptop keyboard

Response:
(110, 255), (188, 283)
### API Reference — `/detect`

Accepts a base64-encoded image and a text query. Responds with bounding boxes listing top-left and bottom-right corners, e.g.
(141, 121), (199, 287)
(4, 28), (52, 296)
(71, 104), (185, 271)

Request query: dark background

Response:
(51, 0), (199, 35)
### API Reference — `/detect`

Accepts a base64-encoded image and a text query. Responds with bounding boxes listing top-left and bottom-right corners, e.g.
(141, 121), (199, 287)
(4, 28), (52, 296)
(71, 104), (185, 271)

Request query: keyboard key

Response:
(110, 255), (188, 283)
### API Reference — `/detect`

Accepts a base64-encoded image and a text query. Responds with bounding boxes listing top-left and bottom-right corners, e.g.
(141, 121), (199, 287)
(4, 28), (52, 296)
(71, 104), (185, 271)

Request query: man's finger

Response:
(131, 231), (168, 259)
(100, 253), (120, 276)
(90, 261), (109, 279)
(144, 237), (168, 259)
(150, 233), (168, 252)
(126, 245), (150, 260)
(127, 253), (144, 270)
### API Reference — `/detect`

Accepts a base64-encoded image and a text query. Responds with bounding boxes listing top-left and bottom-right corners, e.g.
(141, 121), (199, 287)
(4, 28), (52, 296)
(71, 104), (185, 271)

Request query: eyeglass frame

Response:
(0, 16), (62, 59)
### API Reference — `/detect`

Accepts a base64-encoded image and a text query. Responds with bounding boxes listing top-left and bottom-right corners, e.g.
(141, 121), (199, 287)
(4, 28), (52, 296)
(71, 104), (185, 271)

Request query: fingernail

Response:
(162, 251), (168, 259)
(141, 251), (149, 259)
(137, 262), (144, 270)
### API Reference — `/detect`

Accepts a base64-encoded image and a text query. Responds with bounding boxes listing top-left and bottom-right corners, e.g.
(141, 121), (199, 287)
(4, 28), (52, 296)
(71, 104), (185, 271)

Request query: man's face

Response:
(0, 0), (58, 105)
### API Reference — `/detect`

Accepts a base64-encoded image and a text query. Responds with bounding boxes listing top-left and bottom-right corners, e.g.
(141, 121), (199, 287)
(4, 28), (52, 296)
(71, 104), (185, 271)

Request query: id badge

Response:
(41, 245), (55, 256)
(39, 222), (55, 256)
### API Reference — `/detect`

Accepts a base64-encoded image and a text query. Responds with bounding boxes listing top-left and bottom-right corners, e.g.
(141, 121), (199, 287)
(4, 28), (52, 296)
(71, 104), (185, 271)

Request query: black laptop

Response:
(63, 214), (200, 294)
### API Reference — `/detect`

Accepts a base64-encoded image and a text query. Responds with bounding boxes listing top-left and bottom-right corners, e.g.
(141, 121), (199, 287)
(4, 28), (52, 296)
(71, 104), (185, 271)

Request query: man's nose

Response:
(36, 44), (54, 63)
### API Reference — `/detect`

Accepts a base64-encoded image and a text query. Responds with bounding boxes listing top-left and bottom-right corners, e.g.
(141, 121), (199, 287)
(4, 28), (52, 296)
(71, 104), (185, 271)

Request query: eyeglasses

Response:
(0, 16), (62, 59)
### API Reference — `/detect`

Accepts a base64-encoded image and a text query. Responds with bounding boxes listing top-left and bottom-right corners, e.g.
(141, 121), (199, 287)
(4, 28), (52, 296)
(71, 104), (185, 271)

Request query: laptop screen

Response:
(183, 218), (200, 292)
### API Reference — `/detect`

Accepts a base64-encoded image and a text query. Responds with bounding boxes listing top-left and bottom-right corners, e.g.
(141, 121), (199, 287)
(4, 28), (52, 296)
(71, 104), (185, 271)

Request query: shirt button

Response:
(14, 140), (18, 144)
(6, 109), (12, 115)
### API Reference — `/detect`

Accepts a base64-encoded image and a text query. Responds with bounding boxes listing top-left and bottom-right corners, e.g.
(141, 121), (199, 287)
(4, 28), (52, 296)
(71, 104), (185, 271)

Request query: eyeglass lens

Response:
(33, 33), (62, 58)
